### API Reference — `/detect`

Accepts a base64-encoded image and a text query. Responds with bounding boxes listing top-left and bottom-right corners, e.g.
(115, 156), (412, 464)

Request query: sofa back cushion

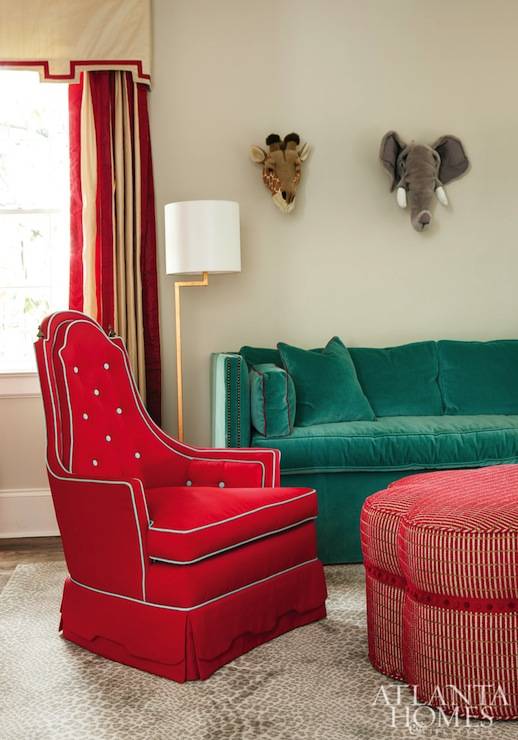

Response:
(278, 337), (375, 426)
(240, 346), (282, 367)
(349, 341), (442, 416)
(438, 340), (518, 414)
(250, 364), (296, 437)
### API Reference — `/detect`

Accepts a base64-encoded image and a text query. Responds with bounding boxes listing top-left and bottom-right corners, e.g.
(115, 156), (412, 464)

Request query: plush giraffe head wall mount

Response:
(250, 133), (310, 214)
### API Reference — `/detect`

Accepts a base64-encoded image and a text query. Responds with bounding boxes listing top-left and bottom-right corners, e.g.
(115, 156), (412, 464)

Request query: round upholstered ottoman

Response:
(360, 470), (456, 679)
(360, 478), (420, 679)
(362, 465), (518, 721)
(400, 466), (518, 719)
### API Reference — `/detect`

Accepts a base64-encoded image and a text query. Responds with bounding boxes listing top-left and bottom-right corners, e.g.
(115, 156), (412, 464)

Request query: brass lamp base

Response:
(174, 272), (209, 442)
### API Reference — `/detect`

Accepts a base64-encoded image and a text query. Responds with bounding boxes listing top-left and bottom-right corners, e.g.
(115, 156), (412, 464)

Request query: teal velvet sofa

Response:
(211, 339), (518, 564)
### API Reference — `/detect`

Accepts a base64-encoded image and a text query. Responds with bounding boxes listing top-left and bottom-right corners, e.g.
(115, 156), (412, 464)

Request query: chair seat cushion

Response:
(146, 485), (317, 564)
(147, 521), (318, 608)
(253, 415), (518, 472)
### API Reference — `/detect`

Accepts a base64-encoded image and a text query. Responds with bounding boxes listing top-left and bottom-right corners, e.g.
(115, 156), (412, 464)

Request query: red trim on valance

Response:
(0, 60), (150, 85)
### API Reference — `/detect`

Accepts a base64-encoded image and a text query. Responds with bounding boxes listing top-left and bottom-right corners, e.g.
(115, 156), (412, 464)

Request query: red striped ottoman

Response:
(361, 466), (518, 720)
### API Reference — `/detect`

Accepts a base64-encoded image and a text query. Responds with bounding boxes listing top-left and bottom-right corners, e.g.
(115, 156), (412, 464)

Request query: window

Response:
(0, 70), (69, 373)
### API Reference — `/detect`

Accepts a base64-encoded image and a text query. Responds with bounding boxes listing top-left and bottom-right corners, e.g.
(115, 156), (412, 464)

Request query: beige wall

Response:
(0, 394), (57, 537)
(2, 0), (517, 507)
(152, 0), (518, 445)
(0, 396), (47, 489)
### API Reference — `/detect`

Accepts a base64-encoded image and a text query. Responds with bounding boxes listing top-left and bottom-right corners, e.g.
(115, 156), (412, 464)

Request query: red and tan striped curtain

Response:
(68, 71), (161, 423)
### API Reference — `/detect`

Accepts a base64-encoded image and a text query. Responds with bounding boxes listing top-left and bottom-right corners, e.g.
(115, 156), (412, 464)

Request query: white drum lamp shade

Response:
(165, 200), (241, 275)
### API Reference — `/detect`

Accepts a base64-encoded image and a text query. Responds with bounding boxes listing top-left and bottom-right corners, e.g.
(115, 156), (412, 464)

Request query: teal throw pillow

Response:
(277, 337), (375, 426)
(250, 364), (296, 438)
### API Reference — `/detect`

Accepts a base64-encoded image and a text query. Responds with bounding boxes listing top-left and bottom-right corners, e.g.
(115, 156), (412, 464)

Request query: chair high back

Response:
(33, 313), (327, 685)
(36, 311), (178, 484)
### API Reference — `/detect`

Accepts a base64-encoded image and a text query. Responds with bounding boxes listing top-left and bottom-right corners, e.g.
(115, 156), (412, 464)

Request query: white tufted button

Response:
(82, 413), (89, 420)
(73, 366), (79, 374)
(134, 452), (141, 459)
(103, 363), (110, 370)
(94, 388), (100, 396)
(186, 480), (192, 486)
(218, 481), (225, 488)
(92, 459), (98, 467)
(116, 407), (122, 414)
(105, 435), (112, 442)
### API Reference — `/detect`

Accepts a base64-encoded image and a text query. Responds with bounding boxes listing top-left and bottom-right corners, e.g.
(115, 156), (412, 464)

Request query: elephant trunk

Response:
(404, 146), (439, 232)
(409, 187), (434, 232)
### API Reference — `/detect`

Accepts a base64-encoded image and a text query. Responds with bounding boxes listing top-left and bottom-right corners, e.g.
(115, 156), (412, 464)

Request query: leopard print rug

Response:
(1, 563), (516, 740)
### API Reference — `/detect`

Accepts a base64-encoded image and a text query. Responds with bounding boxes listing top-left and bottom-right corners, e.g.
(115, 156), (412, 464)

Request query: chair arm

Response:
(48, 468), (150, 600)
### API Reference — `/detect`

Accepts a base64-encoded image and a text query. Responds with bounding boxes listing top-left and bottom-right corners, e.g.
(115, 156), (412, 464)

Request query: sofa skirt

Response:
(282, 470), (430, 563)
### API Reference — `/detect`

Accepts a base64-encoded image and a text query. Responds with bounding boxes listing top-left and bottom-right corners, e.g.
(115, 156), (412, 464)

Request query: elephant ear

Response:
(432, 135), (470, 184)
(379, 131), (406, 191)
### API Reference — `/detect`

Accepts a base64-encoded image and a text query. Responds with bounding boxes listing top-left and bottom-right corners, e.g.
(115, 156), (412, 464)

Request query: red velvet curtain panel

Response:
(69, 71), (161, 423)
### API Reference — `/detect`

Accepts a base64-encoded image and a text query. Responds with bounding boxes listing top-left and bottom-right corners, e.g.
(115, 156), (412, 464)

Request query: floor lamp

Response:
(164, 200), (241, 442)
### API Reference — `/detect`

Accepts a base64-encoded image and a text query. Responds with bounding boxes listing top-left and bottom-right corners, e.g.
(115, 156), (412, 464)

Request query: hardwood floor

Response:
(0, 537), (64, 594)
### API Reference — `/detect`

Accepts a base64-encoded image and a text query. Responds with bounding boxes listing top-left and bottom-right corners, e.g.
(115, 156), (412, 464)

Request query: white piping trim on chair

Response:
(137, 479), (151, 527)
(39, 312), (281, 606)
(69, 558), (319, 612)
(150, 517), (317, 565)
(55, 318), (276, 486)
(42, 331), (70, 475)
(149, 490), (316, 534)
(48, 468), (147, 601)
(57, 345), (75, 471)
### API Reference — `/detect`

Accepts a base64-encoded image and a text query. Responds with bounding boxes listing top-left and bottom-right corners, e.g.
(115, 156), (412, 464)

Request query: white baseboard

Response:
(0, 488), (59, 538)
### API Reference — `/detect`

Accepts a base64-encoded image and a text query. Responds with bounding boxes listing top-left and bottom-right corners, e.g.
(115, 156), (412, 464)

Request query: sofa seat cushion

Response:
(146, 485), (317, 564)
(252, 415), (518, 473)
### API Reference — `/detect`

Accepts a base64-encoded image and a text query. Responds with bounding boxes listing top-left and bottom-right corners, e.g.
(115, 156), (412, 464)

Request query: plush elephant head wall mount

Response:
(380, 131), (470, 232)
(250, 133), (310, 213)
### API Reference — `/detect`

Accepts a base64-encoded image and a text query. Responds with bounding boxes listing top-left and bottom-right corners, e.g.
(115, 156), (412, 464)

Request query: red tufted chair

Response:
(35, 311), (327, 681)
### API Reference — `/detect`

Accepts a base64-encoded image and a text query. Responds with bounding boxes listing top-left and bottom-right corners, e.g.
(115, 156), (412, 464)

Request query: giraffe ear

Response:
(298, 142), (310, 161)
(250, 145), (267, 163)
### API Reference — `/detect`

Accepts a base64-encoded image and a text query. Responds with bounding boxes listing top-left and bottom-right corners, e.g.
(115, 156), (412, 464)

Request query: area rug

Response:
(1, 564), (516, 740)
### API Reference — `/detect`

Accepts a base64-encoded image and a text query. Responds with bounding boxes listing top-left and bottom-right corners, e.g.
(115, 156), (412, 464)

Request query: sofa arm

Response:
(211, 352), (251, 448)
(48, 469), (150, 600)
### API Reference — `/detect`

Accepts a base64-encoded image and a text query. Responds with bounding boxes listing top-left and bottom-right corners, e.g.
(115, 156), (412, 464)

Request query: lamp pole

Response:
(174, 272), (209, 442)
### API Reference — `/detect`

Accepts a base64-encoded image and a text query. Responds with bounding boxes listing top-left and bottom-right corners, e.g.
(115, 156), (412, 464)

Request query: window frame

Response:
(0, 371), (40, 398)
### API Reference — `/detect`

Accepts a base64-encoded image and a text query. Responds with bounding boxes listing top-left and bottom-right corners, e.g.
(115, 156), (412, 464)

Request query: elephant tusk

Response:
(396, 187), (407, 209)
(435, 185), (449, 206)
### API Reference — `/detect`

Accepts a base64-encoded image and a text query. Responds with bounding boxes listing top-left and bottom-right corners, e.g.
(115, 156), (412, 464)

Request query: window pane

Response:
(0, 213), (54, 288)
(0, 71), (69, 210)
(0, 287), (51, 371)
(0, 70), (69, 372)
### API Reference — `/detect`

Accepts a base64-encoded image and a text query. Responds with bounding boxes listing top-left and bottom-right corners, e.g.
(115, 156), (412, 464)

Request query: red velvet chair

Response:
(35, 311), (327, 681)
